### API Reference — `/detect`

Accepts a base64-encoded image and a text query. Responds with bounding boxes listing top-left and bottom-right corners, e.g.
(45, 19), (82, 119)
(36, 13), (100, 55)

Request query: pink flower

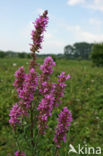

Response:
(40, 56), (56, 75)
(18, 68), (38, 109)
(39, 81), (56, 96)
(54, 107), (72, 147)
(30, 10), (48, 52)
(15, 151), (26, 156)
(9, 103), (22, 127)
(53, 72), (70, 107)
(58, 72), (70, 82)
(13, 66), (26, 93)
(37, 94), (55, 134)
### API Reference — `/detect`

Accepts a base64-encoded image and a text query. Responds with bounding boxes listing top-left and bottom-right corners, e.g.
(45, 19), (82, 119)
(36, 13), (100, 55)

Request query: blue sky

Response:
(0, 0), (103, 54)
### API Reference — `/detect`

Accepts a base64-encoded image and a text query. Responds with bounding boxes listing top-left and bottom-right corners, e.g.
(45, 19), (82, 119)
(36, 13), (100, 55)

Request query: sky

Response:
(0, 0), (103, 54)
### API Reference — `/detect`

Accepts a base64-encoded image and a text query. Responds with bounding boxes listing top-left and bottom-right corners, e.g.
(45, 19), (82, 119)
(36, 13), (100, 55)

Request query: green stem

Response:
(30, 104), (36, 156)
(55, 147), (59, 156)
(13, 129), (21, 151)
(30, 107), (34, 147)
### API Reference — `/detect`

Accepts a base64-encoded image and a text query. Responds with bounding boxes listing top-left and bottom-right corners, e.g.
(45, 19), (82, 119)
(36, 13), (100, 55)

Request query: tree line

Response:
(0, 50), (64, 59)
(0, 50), (31, 58)
(0, 42), (102, 63)
(64, 42), (94, 59)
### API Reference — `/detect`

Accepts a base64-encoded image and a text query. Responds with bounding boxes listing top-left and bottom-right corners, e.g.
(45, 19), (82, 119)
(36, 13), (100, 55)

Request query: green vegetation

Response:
(0, 58), (103, 155)
(91, 43), (103, 66)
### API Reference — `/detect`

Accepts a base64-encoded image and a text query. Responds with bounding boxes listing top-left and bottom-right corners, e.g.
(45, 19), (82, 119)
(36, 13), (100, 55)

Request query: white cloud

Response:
(67, 0), (84, 5)
(89, 18), (102, 25)
(44, 32), (52, 39)
(42, 31), (66, 54)
(87, 0), (103, 11)
(66, 24), (103, 42)
(67, 25), (81, 31)
(67, 0), (103, 12)
(43, 39), (65, 54)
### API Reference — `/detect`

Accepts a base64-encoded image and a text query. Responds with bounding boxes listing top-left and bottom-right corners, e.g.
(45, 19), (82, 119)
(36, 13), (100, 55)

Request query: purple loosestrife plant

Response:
(15, 151), (26, 156)
(9, 103), (22, 127)
(30, 10), (48, 69)
(54, 107), (72, 148)
(9, 10), (72, 156)
(13, 66), (26, 94)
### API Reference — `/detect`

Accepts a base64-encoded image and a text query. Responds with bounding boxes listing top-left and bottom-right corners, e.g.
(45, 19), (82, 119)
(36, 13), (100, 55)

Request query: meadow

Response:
(0, 57), (103, 155)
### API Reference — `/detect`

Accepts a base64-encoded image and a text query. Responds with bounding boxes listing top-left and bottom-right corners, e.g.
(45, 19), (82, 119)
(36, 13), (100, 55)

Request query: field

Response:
(0, 57), (103, 155)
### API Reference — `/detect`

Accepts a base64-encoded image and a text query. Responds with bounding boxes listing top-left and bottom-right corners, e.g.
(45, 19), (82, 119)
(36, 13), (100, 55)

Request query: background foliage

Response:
(91, 43), (103, 66)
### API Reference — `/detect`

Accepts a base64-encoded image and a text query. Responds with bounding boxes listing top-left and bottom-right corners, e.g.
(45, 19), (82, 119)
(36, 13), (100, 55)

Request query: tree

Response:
(0, 50), (5, 58)
(18, 52), (26, 58)
(64, 45), (74, 58)
(91, 43), (103, 66)
(64, 42), (93, 59)
(73, 42), (93, 59)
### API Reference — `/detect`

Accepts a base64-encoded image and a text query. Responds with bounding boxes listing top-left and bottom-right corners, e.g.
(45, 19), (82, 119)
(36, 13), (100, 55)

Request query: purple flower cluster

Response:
(30, 10), (48, 53)
(54, 107), (72, 148)
(36, 57), (71, 134)
(9, 103), (21, 127)
(30, 10), (48, 68)
(19, 68), (38, 109)
(9, 68), (37, 127)
(39, 56), (56, 96)
(15, 151), (26, 156)
(13, 66), (25, 93)
(53, 72), (70, 107)
(37, 56), (56, 133)
(57, 72), (70, 95)
(40, 56), (56, 76)
(37, 94), (54, 134)
(39, 81), (56, 96)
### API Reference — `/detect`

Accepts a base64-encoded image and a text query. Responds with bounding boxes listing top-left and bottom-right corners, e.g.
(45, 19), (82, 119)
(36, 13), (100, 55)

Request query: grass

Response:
(0, 57), (103, 155)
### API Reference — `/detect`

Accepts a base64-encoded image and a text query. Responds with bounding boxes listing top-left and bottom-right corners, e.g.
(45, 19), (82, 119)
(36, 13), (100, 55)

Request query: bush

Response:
(91, 43), (103, 66)
(0, 51), (5, 58)
(18, 52), (26, 58)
